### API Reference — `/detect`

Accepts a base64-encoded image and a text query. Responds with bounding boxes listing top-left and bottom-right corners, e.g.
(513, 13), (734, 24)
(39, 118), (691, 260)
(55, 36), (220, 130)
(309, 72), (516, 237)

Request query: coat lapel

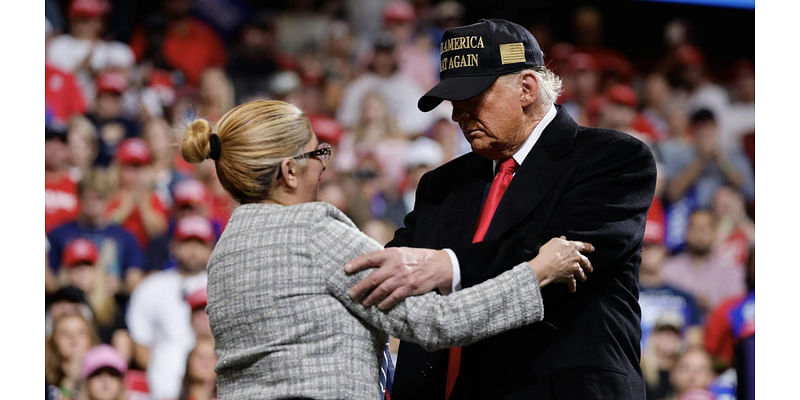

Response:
(485, 106), (579, 240)
(439, 154), (492, 246)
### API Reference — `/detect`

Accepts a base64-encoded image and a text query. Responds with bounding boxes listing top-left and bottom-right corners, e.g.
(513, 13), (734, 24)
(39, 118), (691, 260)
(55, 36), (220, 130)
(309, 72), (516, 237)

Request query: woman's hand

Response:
(528, 236), (594, 293)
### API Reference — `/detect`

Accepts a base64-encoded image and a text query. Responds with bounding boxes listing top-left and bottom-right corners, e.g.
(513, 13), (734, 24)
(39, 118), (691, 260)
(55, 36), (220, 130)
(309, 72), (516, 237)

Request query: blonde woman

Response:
(180, 100), (593, 399)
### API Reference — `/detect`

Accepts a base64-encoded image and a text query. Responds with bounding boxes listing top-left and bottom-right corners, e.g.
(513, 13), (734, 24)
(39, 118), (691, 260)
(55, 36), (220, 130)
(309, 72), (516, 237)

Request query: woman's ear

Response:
(278, 159), (298, 189)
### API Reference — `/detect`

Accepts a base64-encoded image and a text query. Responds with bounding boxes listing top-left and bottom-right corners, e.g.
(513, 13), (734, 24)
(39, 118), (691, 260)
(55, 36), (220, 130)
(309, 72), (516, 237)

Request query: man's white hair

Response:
(501, 67), (563, 110)
(529, 67), (563, 108)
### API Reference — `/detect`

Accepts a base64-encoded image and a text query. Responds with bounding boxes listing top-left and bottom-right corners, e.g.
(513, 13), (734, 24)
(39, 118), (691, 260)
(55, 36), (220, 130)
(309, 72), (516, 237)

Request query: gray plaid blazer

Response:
(207, 202), (544, 399)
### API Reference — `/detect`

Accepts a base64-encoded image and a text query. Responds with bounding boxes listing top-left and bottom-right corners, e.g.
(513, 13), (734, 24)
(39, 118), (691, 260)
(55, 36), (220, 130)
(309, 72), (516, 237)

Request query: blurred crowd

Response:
(44, 1), (755, 399)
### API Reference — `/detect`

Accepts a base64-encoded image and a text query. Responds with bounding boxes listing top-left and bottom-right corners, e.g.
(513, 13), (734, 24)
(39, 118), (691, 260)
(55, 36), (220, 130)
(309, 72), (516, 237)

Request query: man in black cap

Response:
(346, 18), (656, 399)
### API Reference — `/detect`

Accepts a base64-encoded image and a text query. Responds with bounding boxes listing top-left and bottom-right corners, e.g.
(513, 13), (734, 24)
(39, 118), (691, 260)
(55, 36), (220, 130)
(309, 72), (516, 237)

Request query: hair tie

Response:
(208, 133), (222, 161)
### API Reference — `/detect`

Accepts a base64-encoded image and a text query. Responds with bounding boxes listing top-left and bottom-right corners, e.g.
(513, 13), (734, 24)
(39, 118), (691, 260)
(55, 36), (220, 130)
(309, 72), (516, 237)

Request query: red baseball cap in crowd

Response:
(567, 52), (597, 74)
(175, 216), (215, 244)
(96, 71), (129, 95)
(383, 1), (416, 23)
(116, 138), (152, 165)
(675, 45), (705, 67)
(69, 0), (110, 18)
(81, 344), (127, 379)
(643, 204), (665, 246)
(173, 179), (210, 208)
(308, 115), (343, 146)
(606, 84), (638, 108)
(63, 238), (99, 268)
(185, 287), (208, 312)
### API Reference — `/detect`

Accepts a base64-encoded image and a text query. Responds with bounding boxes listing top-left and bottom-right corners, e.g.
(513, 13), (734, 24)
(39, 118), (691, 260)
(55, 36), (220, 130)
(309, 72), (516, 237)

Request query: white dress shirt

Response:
(446, 104), (558, 291)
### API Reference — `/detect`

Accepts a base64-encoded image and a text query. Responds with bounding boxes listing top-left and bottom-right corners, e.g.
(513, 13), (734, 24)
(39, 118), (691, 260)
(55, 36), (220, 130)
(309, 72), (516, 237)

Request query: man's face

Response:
(670, 350), (714, 394)
(96, 92), (122, 119)
(451, 76), (527, 160)
(173, 239), (213, 273)
(80, 188), (110, 226)
(640, 243), (667, 275)
(686, 211), (716, 256)
(45, 136), (71, 170)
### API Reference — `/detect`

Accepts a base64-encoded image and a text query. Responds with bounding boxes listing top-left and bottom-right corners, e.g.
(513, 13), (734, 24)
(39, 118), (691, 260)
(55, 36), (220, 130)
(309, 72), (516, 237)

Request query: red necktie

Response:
(445, 157), (519, 399)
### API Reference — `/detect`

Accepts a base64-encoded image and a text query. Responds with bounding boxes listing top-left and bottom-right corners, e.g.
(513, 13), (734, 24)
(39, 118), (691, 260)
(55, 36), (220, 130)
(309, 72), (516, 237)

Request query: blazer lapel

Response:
(485, 106), (579, 240)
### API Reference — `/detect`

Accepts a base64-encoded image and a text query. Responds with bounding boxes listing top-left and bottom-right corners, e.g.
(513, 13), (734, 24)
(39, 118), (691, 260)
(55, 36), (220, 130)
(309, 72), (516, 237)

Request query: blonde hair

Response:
(181, 100), (313, 203)
(45, 313), (100, 388)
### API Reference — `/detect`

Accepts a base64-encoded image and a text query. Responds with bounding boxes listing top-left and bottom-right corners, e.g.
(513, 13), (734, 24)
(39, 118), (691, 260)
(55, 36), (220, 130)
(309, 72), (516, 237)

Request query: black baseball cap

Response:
(418, 18), (545, 112)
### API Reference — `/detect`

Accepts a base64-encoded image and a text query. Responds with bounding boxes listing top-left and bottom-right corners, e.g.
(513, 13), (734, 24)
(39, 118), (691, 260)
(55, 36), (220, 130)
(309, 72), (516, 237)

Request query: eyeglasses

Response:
(274, 143), (332, 181)
(293, 142), (332, 162)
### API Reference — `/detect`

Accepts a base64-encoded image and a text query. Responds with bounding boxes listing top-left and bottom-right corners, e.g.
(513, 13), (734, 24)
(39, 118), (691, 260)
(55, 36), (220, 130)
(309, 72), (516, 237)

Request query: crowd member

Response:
(428, 116), (469, 164)
(570, 6), (634, 85)
(46, 122), (80, 234)
(641, 313), (686, 400)
(560, 52), (601, 126)
(641, 73), (675, 142)
(660, 108), (754, 209)
(46, 285), (95, 338)
(671, 45), (729, 136)
(638, 218), (703, 349)
(141, 118), (188, 208)
(46, 0), (135, 104)
(335, 90), (410, 184)
(185, 287), (212, 338)
(725, 60), (755, 156)
(107, 138), (169, 250)
(129, 0), (227, 87)
(170, 179), (224, 234)
(704, 246), (755, 371)
(383, 136), (444, 228)
(178, 336), (218, 400)
(226, 11), (283, 103)
(46, 63), (88, 122)
(126, 215), (214, 400)
(662, 209), (745, 316)
(197, 68), (235, 123)
(77, 344), (129, 400)
(666, 348), (717, 400)
(343, 152), (399, 227)
(48, 169), (146, 295)
(336, 33), (442, 136)
(88, 71), (141, 167)
(60, 238), (128, 345)
(67, 116), (100, 181)
(146, 177), (221, 271)
(318, 178), (352, 218)
(381, 0), (438, 91)
(711, 185), (755, 266)
(596, 83), (655, 146)
(46, 313), (100, 399)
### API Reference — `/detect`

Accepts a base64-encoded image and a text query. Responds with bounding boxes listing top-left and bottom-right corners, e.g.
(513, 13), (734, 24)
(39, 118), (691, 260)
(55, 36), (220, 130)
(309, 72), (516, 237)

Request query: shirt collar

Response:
(493, 103), (557, 172)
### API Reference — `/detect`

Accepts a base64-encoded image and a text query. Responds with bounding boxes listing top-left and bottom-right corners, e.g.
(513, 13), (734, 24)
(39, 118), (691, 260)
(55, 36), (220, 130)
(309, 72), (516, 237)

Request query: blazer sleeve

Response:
(310, 216), (544, 352)
(455, 134), (657, 288)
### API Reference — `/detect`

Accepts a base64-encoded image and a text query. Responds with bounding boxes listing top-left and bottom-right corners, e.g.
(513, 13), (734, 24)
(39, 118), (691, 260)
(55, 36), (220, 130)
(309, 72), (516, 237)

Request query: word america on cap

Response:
(440, 35), (485, 72)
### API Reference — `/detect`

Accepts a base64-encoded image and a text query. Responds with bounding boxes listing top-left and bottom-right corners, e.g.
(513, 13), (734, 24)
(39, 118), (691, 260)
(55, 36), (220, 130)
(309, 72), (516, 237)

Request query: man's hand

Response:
(345, 247), (453, 310)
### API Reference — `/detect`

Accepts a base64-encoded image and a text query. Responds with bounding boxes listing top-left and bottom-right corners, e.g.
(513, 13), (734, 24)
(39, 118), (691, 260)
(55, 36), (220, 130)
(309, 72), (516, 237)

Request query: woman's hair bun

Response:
(180, 119), (213, 164)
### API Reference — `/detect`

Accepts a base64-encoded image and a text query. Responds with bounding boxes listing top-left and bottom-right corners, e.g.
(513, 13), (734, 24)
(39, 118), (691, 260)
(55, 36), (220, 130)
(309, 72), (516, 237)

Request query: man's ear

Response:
(278, 159), (298, 189)
(519, 70), (539, 108)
